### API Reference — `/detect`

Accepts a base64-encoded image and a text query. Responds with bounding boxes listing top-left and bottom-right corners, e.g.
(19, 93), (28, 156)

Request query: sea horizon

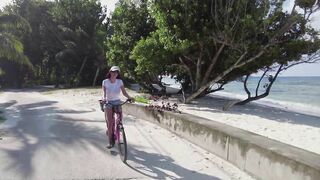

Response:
(218, 76), (320, 117)
(162, 76), (320, 117)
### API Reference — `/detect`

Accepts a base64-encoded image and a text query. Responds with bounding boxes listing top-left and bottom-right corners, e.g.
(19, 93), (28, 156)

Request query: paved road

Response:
(0, 90), (251, 180)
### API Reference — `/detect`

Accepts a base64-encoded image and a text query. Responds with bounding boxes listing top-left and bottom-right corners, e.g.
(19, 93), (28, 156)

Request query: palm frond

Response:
(0, 13), (32, 34)
(0, 33), (33, 68)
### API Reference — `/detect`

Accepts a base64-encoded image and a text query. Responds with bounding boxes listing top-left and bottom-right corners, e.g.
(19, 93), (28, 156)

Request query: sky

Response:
(1, 0), (319, 76)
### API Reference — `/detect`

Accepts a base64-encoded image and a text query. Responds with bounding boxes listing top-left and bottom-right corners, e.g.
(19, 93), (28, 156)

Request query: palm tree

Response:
(0, 13), (32, 70)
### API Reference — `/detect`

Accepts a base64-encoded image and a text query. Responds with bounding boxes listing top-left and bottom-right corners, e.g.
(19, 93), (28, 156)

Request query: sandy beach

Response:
(177, 94), (320, 155)
(43, 87), (320, 155)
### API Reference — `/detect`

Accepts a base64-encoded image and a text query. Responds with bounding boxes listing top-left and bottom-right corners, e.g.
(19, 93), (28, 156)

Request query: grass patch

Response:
(134, 95), (150, 104)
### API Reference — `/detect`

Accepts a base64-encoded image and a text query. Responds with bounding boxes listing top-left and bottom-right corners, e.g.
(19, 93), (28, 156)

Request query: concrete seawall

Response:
(123, 103), (320, 180)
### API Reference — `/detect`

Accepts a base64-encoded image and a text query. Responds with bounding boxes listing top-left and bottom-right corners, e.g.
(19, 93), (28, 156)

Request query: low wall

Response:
(123, 103), (320, 180)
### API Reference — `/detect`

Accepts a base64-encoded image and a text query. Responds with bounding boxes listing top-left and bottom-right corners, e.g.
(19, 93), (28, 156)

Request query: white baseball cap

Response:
(109, 66), (120, 72)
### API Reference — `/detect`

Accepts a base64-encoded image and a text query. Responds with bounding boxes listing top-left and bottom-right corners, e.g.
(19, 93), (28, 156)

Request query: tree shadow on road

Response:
(0, 100), (17, 109)
(0, 100), (107, 179)
(1, 98), (224, 180)
(126, 146), (221, 180)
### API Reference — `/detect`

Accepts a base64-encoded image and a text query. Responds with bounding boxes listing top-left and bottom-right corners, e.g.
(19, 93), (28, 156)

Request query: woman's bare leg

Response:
(104, 110), (109, 140)
(106, 108), (115, 147)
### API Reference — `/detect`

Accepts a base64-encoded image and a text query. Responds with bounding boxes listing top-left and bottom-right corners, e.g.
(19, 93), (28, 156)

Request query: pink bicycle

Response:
(99, 99), (131, 162)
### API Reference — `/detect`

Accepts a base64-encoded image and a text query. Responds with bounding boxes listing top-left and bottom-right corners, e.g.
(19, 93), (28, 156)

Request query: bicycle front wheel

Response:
(118, 127), (127, 163)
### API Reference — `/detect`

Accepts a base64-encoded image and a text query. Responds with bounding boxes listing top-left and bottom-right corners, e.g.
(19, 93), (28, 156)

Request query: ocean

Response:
(217, 76), (320, 116)
(162, 76), (320, 117)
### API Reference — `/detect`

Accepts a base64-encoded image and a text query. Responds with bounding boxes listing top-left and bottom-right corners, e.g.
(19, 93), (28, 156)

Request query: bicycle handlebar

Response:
(99, 99), (133, 107)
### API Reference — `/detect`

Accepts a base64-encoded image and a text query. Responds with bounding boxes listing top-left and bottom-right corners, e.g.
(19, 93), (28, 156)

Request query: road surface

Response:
(0, 89), (253, 179)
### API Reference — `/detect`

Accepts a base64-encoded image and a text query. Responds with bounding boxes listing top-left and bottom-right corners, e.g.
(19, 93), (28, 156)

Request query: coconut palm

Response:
(0, 13), (32, 69)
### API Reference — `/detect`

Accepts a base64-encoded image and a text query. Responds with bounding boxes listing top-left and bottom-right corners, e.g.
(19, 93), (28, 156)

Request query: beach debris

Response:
(147, 100), (181, 113)
(148, 95), (169, 101)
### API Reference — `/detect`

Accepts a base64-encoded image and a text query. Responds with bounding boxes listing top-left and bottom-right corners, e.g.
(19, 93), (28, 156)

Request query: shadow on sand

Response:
(185, 95), (320, 128)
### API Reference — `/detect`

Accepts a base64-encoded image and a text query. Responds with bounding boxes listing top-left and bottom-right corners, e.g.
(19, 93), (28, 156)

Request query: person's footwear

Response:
(106, 144), (114, 149)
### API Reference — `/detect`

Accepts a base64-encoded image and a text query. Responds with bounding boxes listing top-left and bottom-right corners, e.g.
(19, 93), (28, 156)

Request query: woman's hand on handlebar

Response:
(128, 98), (135, 103)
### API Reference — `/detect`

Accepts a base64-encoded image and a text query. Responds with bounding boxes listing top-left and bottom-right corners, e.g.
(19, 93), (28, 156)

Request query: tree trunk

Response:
(256, 70), (268, 96)
(201, 43), (225, 86)
(236, 93), (269, 105)
(75, 56), (88, 87)
(184, 12), (297, 104)
(179, 57), (195, 91)
(195, 43), (203, 90)
(185, 51), (249, 103)
(92, 66), (100, 86)
(236, 64), (283, 105)
(243, 74), (251, 98)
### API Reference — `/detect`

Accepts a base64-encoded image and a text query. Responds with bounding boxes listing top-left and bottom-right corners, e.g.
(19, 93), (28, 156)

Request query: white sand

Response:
(176, 94), (320, 155)
(43, 87), (320, 155)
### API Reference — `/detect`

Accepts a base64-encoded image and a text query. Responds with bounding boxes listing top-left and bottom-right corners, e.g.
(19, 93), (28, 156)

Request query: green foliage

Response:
(134, 95), (149, 104)
(0, 13), (32, 67)
(131, 31), (172, 75)
(0, 0), (109, 88)
(0, 33), (31, 66)
(0, 11), (33, 88)
(0, 0), (319, 105)
(51, 0), (102, 35)
(141, 0), (320, 102)
(50, 0), (106, 87)
(107, 0), (155, 80)
(296, 0), (316, 8)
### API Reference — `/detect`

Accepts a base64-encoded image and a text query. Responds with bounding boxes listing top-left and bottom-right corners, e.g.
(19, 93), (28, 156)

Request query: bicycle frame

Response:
(112, 107), (123, 143)
(102, 101), (126, 141)
(100, 99), (130, 162)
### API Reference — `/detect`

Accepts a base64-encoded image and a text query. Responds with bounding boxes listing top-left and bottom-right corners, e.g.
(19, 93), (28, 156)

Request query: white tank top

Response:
(102, 79), (124, 101)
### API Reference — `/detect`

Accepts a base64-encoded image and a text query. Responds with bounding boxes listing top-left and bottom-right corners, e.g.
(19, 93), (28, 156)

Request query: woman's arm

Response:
(121, 85), (133, 100)
(102, 84), (107, 101)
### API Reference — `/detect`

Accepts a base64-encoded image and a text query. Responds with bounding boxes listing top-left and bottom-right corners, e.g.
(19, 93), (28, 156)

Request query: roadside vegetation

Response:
(1, 0), (319, 106)
(134, 95), (150, 104)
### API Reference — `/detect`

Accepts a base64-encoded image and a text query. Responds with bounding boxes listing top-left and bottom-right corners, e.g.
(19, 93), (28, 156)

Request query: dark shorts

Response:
(104, 100), (122, 111)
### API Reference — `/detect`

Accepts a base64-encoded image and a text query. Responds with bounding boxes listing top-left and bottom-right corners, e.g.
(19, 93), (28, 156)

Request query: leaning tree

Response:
(143, 0), (320, 103)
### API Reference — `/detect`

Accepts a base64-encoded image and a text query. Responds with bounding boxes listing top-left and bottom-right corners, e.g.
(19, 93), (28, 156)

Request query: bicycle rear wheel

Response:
(118, 127), (127, 162)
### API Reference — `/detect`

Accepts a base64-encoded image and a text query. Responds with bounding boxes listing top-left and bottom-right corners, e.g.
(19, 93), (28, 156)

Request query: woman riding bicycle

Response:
(102, 66), (134, 149)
